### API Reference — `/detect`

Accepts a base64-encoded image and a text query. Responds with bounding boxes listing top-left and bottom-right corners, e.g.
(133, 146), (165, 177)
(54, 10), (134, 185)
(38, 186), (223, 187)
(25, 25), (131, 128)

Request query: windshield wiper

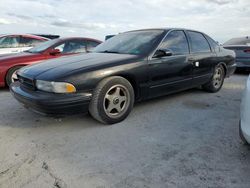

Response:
(98, 50), (120, 54)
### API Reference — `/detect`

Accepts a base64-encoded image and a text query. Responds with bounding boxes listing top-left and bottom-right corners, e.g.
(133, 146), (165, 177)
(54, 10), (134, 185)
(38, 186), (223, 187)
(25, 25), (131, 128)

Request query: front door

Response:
(148, 30), (193, 98)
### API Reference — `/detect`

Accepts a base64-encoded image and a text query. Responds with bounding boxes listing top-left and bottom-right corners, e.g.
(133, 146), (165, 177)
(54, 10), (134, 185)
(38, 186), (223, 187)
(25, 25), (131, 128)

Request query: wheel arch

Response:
(5, 65), (26, 84)
(217, 62), (227, 76)
(115, 74), (140, 101)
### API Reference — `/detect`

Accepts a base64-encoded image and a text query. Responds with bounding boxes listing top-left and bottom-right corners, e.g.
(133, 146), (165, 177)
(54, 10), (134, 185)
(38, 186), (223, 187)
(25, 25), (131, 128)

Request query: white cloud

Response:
(0, 0), (249, 42)
(0, 18), (12, 25)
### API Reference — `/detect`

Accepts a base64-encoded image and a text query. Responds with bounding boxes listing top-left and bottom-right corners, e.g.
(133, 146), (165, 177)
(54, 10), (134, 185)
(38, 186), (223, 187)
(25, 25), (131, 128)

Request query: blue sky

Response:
(0, 0), (249, 43)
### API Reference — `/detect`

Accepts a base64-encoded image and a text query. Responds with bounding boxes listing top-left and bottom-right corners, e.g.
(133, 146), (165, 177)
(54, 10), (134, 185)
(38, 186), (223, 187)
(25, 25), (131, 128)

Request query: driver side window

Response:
(160, 31), (189, 55)
(53, 41), (87, 54)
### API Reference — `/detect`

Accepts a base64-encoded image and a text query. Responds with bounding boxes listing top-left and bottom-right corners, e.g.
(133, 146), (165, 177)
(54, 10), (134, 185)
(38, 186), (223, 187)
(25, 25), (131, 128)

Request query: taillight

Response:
(244, 49), (250, 53)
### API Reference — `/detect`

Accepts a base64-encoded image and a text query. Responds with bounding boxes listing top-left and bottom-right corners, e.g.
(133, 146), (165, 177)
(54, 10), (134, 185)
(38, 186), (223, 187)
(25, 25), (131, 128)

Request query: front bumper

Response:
(240, 120), (250, 144)
(10, 82), (92, 115)
(240, 76), (250, 144)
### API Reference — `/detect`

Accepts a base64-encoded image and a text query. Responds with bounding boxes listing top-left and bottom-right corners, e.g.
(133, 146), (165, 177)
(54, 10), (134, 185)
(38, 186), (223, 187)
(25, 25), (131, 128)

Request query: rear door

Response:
(186, 31), (215, 86)
(148, 30), (193, 98)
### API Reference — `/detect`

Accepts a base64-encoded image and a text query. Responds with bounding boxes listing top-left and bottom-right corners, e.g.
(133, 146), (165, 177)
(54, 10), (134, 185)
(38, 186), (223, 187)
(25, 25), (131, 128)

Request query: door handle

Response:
(193, 61), (200, 67)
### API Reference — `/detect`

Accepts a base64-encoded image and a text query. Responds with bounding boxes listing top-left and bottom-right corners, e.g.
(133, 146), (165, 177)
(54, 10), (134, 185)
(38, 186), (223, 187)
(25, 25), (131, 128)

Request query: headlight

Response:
(36, 80), (76, 93)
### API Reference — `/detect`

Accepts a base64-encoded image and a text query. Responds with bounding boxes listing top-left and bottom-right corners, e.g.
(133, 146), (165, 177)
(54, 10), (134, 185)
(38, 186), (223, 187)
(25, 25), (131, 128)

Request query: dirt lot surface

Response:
(0, 74), (250, 188)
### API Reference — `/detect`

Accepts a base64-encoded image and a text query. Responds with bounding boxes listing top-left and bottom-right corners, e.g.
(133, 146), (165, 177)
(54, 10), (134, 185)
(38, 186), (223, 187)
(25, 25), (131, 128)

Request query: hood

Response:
(19, 52), (140, 80)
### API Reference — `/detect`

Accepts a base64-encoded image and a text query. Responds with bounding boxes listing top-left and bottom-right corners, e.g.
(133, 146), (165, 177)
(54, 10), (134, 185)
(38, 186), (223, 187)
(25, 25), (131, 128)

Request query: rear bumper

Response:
(10, 82), (92, 115)
(235, 59), (250, 68)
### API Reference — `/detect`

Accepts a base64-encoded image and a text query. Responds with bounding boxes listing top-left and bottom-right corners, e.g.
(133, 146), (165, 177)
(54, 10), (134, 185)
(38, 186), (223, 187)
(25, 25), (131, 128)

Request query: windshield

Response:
(94, 30), (165, 55)
(27, 39), (60, 53)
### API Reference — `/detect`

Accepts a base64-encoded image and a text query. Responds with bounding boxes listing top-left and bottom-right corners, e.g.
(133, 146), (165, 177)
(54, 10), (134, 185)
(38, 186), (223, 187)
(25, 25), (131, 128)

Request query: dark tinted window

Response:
(20, 37), (44, 47)
(54, 40), (87, 54)
(87, 41), (100, 52)
(205, 35), (219, 51)
(160, 30), (189, 55)
(94, 30), (164, 55)
(0, 36), (20, 48)
(188, 31), (211, 53)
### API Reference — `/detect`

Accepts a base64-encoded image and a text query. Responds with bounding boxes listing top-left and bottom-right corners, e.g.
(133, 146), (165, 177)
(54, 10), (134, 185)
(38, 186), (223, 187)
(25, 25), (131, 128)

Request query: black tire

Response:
(89, 76), (134, 124)
(6, 66), (23, 86)
(239, 120), (248, 145)
(203, 64), (225, 93)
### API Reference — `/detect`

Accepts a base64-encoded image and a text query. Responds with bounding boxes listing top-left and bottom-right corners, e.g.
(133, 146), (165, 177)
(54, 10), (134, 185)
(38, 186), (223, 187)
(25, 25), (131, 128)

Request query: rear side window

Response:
(20, 37), (44, 47)
(87, 41), (100, 52)
(205, 35), (219, 51)
(160, 30), (189, 55)
(188, 31), (211, 53)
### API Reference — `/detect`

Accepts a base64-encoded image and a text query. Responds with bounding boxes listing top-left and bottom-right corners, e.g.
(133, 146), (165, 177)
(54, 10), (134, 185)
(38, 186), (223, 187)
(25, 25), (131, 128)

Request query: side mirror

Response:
(153, 49), (173, 58)
(49, 48), (61, 55)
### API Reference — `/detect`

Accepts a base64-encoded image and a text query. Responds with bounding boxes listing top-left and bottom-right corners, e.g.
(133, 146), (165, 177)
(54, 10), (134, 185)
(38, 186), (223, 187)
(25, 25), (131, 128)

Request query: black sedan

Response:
(224, 36), (250, 70)
(10, 28), (236, 124)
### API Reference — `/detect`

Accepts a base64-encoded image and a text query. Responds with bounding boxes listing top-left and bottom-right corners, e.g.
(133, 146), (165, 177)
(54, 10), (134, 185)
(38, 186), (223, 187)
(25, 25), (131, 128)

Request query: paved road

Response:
(0, 74), (250, 188)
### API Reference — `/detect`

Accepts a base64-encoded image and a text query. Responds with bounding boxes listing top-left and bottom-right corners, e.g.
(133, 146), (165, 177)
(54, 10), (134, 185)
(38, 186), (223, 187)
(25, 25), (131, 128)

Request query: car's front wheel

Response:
(89, 76), (134, 124)
(203, 64), (225, 93)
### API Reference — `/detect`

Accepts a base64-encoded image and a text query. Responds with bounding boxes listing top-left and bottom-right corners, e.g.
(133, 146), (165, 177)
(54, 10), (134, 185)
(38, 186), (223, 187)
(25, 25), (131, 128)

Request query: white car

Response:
(240, 75), (250, 144)
(0, 34), (48, 55)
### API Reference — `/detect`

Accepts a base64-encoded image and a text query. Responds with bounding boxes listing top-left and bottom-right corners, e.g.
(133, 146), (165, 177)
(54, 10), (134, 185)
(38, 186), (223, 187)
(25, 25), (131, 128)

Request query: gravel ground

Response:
(0, 73), (250, 188)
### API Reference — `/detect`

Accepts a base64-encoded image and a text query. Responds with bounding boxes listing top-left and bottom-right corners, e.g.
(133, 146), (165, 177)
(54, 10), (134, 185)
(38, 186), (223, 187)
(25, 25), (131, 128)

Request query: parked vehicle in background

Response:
(0, 37), (101, 87)
(11, 28), (236, 124)
(240, 75), (250, 145)
(105, 35), (115, 40)
(224, 36), (250, 70)
(32, 34), (60, 39)
(0, 34), (48, 55)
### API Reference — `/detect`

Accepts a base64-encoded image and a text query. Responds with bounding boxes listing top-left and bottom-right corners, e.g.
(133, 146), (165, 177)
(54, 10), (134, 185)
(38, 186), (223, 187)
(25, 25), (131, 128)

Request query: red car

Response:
(0, 34), (49, 55)
(0, 37), (102, 87)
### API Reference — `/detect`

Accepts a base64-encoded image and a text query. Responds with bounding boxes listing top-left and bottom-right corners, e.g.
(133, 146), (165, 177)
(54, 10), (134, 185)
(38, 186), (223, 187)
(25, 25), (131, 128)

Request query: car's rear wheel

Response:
(203, 64), (225, 93)
(89, 76), (134, 124)
(6, 66), (23, 86)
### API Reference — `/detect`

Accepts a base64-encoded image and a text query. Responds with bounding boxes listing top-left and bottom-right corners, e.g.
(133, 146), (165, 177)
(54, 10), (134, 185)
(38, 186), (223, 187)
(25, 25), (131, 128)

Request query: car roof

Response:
(58, 37), (102, 43)
(0, 34), (49, 40)
(124, 28), (206, 34)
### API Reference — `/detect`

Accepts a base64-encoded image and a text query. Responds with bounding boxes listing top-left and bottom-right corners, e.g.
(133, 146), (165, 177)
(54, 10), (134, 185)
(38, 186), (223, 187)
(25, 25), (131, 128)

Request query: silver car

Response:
(240, 75), (250, 144)
(224, 36), (250, 70)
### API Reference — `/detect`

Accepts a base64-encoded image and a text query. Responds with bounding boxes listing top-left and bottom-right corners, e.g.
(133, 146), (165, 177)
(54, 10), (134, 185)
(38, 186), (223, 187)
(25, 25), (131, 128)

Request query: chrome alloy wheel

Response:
(11, 70), (18, 83)
(103, 84), (130, 118)
(213, 66), (224, 89)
